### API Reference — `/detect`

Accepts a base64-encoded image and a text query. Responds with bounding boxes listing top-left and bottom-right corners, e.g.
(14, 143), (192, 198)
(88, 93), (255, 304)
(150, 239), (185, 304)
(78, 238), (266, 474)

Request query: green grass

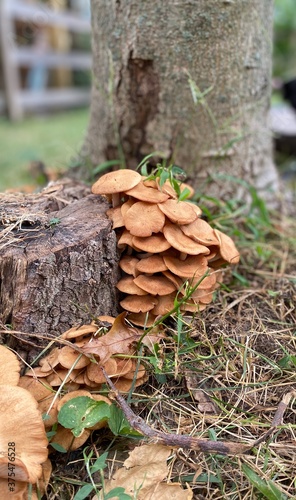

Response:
(0, 108), (89, 191)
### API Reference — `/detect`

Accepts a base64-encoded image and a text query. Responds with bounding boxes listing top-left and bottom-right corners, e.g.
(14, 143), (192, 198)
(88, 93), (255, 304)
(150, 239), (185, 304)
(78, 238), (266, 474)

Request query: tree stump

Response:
(0, 179), (120, 361)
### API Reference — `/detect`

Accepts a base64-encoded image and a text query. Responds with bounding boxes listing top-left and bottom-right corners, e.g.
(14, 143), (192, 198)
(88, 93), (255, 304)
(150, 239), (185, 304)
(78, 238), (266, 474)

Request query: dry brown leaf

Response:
(102, 444), (192, 499)
(81, 313), (140, 363)
(81, 313), (163, 363)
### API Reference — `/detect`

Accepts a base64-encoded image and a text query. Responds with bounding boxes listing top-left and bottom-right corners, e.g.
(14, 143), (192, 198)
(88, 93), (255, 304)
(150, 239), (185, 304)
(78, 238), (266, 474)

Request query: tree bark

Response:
(84, 0), (279, 201)
(0, 180), (120, 360)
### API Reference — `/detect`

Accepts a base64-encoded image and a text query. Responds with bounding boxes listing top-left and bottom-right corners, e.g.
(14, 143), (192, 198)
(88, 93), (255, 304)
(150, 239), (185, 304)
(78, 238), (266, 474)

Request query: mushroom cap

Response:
(189, 288), (214, 304)
(24, 367), (53, 378)
(116, 276), (148, 295)
(180, 300), (207, 312)
(112, 375), (148, 392)
(214, 229), (240, 264)
(123, 362), (146, 380)
(119, 255), (140, 276)
(163, 223), (210, 256)
(127, 312), (158, 327)
(162, 270), (183, 290)
(125, 181), (169, 203)
(39, 348), (60, 372)
(114, 358), (134, 377)
(86, 358), (117, 384)
(118, 229), (141, 250)
(133, 274), (177, 296)
(120, 294), (158, 313)
(181, 217), (219, 245)
(97, 315), (116, 327)
(186, 272), (217, 290)
(0, 346), (20, 386)
(0, 385), (48, 483)
(124, 202), (166, 237)
(18, 376), (53, 403)
(47, 369), (70, 387)
(50, 425), (90, 452)
(151, 293), (176, 315)
(91, 169), (141, 194)
(121, 198), (134, 217)
(163, 254), (208, 278)
(132, 234), (171, 253)
(135, 255), (168, 274)
(37, 393), (59, 429)
(58, 346), (90, 370)
(32, 459), (52, 500)
(61, 323), (98, 341)
(106, 206), (125, 229)
(158, 199), (197, 225)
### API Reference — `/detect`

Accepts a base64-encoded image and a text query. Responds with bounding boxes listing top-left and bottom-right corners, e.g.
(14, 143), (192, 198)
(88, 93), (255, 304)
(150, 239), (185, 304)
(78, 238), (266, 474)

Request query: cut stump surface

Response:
(0, 180), (120, 358)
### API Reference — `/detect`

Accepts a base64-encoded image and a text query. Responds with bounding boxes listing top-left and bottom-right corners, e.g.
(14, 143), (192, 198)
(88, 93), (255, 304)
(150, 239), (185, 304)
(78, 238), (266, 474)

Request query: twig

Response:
(101, 367), (251, 455)
(251, 391), (296, 447)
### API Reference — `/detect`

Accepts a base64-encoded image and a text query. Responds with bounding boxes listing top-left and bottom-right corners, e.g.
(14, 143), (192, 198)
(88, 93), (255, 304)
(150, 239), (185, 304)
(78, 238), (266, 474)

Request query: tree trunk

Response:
(84, 0), (279, 201)
(0, 180), (120, 361)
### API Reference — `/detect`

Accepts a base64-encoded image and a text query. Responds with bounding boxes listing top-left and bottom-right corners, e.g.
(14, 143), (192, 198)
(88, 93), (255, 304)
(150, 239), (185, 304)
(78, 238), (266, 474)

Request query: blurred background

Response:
(0, 0), (295, 191)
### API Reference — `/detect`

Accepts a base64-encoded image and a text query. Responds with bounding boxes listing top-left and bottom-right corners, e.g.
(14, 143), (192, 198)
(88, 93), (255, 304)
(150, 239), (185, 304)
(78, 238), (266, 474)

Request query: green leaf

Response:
(58, 397), (110, 437)
(104, 487), (133, 500)
(73, 484), (94, 500)
(50, 442), (67, 453)
(178, 187), (191, 201)
(108, 404), (136, 436)
(90, 452), (108, 474)
(170, 178), (181, 196)
(242, 464), (287, 500)
(171, 165), (186, 178)
(159, 170), (169, 187)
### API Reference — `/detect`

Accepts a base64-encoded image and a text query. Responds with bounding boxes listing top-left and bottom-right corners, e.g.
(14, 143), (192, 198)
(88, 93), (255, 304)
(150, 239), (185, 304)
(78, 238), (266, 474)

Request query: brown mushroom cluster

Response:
(0, 345), (50, 499)
(92, 169), (240, 326)
(19, 320), (147, 451)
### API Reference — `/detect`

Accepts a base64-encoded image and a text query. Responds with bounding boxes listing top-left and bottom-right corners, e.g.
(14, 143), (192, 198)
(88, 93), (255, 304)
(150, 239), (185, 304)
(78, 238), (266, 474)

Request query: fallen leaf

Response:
(81, 313), (140, 363)
(102, 444), (193, 499)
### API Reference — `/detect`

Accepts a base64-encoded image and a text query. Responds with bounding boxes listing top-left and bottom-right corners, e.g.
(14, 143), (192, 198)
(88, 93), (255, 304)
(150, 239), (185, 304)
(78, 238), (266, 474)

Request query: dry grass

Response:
(9, 190), (296, 499)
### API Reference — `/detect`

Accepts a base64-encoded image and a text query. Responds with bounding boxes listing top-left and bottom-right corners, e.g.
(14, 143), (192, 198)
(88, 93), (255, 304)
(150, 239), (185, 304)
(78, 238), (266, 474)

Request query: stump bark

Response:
(0, 180), (120, 360)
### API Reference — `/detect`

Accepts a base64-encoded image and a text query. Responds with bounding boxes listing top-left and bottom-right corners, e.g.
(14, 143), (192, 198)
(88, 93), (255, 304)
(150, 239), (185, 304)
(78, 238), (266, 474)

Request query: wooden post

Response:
(0, 0), (23, 120)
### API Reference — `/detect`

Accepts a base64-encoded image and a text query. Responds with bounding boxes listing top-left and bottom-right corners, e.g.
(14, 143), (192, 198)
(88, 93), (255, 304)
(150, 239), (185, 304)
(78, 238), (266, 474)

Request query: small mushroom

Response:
(120, 294), (158, 313)
(135, 255), (168, 274)
(92, 169), (142, 207)
(124, 202), (166, 237)
(50, 426), (90, 452)
(163, 223), (210, 256)
(116, 276), (149, 295)
(58, 346), (90, 370)
(39, 348), (60, 372)
(119, 255), (140, 277)
(61, 323), (98, 341)
(125, 181), (169, 203)
(86, 358), (117, 384)
(106, 206), (125, 229)
(133, 274), (177, 296)
(214, 229), (240, 264)
(0, 385), (48, 484)
(181, 217), (220, 245)
(158, 199), (197, 225)
(151, 293), (176, 315)
(163, 254), (208, 278)
(127, 312), (158, 327)
(132, 234), (171, 253)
